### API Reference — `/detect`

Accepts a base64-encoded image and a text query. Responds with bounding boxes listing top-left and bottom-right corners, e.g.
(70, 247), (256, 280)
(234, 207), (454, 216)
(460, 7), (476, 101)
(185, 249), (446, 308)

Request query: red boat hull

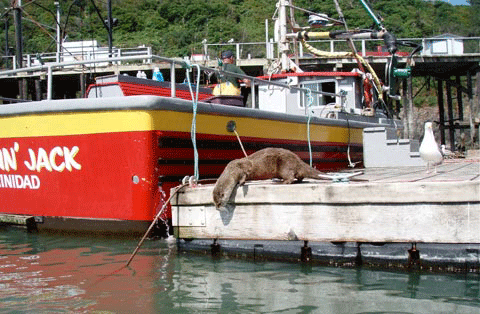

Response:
(0, 96), (365, 235)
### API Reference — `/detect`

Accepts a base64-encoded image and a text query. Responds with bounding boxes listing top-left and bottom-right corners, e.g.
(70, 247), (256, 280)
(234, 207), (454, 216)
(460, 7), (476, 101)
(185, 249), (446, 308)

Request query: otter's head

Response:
(213, 172), (239, 211)
(212, 160), (250, 211)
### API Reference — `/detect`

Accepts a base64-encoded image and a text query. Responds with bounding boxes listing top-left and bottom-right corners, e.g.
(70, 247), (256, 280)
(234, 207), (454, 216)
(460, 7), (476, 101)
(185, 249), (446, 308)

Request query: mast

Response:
(278, 0), (290, 72)
(13, 0), (22, 69)
(55, 1), (61, 62)
(107, 0), (113, 57)
(13, 0), (26, 100)
(4, 14), (9, 64)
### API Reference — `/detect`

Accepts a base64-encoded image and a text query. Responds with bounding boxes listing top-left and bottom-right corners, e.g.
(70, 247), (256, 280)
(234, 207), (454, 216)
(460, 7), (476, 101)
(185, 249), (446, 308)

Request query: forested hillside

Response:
(0, 0), (477, 58)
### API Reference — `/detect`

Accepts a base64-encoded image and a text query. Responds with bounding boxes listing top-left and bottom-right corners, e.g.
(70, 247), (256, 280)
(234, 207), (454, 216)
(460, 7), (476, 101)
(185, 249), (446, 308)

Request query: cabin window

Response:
(301, 81), (336, 108)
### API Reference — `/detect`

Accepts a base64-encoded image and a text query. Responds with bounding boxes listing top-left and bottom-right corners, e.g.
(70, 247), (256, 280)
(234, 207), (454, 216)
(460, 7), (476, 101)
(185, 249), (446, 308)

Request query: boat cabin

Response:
(257, 72), (364, 119)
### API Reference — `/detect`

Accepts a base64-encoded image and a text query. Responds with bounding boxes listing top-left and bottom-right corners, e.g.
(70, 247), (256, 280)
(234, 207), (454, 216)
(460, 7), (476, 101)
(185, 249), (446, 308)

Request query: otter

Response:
(212, 147), (327, 210)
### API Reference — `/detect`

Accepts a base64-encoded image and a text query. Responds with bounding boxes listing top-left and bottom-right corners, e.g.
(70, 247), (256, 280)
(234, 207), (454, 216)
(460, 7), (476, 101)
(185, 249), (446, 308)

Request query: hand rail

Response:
(0, 54), (343, 101)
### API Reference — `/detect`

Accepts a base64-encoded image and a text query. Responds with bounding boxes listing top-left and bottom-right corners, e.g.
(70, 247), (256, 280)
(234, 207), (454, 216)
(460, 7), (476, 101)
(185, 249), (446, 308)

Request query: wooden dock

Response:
(172, 160), (479, 244)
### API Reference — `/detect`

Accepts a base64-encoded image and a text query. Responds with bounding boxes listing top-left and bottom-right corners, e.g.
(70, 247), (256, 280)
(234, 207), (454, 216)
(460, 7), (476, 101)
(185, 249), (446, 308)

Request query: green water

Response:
(0, 227), (479, 313)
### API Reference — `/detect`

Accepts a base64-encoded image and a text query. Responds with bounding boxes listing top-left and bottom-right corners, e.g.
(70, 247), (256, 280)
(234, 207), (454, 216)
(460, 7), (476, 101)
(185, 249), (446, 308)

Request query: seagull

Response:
(441, 144), (453, 158)
(419, 121), (443, 173)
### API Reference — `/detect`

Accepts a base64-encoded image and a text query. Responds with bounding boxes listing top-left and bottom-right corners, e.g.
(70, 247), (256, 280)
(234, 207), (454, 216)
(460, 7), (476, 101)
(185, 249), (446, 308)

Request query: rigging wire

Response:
(19, 8), (56, 41)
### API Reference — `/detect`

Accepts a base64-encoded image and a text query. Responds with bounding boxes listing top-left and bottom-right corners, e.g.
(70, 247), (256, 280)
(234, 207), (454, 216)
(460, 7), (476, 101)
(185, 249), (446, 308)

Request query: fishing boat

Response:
(0, 0), (413, 236)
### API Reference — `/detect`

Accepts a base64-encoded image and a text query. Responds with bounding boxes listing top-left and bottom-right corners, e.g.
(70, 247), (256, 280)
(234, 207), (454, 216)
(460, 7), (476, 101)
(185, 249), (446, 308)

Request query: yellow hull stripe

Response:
(0, 110), (363, 144)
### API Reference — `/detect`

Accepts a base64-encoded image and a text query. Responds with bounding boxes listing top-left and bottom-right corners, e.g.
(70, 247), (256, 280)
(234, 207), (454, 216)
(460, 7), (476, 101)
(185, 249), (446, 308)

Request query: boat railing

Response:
(203, 36), (480, 60)
(0, 54), (342, 105)
(2, 46), (153, 70)
(1, 36), (478, 73)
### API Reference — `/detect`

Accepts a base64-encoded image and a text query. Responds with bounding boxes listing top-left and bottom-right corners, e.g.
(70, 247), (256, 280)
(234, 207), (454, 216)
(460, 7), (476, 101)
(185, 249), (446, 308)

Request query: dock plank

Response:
(172, 160), (480, 244)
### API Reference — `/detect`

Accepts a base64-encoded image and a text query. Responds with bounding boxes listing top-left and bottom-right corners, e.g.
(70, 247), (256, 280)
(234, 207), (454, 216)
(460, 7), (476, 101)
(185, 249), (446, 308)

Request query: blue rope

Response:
(186, 64), (201, 181)
(306, 88), (313, 167)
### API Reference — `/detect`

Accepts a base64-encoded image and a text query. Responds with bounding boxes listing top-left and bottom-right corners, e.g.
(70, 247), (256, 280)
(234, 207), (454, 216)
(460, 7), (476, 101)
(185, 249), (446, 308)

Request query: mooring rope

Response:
(126, 183), (188, 267)
(186, 64), (201, 181)
(305, 87), (314, 167)
(234, 129), (248, 158)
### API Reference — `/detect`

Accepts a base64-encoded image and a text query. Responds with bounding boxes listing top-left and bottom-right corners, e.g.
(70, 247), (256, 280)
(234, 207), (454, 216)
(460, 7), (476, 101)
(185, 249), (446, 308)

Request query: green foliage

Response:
(0, 0), (477, 57)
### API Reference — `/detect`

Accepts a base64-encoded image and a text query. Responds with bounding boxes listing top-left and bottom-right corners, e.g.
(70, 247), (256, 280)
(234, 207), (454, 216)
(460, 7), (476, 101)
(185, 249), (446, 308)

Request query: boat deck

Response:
(172, 159), (479, 244)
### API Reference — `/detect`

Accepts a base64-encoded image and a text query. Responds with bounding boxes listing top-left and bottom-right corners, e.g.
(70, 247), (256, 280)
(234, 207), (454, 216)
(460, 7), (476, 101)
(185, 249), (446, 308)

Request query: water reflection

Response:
(0, 227), (479, 313)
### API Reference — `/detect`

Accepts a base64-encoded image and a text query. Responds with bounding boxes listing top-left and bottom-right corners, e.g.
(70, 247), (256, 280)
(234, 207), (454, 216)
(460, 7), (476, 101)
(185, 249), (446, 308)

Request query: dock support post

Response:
(254, 244), (264, 262)
(437, 78), (446, 146)
(355, 243), (363, 267)
(467, 71), (476, 147)
(35, 79), (42, 101)
(80, 73), (86, 98)
(211, 239), (221, 256)
(446, 80), (456, 151)
(407, 243), (421, 269)
(301, 240), (312, 263)
(464, 248), (479, 274)
(456, 76), (464, 121)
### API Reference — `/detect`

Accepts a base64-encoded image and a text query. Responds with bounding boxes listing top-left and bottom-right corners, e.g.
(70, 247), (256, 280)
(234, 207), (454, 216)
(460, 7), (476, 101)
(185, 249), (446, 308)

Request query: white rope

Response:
(305, 87), (314, 167)
(234, 129), (248, 158)
(186, 64), (201, 181)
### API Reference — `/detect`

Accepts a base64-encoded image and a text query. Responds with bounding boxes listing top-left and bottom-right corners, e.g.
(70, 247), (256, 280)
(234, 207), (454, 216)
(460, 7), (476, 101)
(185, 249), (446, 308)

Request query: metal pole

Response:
(278, 0), (289, 71)
(55, 1), (61, 63)
(13, 0), (22, 69)
(251, 78), (256, 109)
(107, 0), (113, 58)
(359, 0), (384, 30)
(47, 66), (53, 100)
(170, 63), (176, 98)
(4, 15), (9, 67)
(265, 19), (268, 58)
(13, 0), (25, 100)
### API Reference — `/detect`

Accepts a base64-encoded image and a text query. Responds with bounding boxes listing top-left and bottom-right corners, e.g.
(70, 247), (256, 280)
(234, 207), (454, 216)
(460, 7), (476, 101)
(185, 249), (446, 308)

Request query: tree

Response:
(0, 0), (476, 58)
(467, 0), (480, 35)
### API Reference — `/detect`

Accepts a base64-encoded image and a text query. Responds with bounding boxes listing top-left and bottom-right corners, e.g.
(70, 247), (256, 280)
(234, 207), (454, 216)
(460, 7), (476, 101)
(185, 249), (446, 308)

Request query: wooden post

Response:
(80, 73), (86, 98)
(407, 76), (414, 139)
(402, 78), (409, 138)
(446, 80), (455, 151)
(35, 79), (42, 101)
(21, 78), (27, 101)
(14, 1), (25, 100)
(456, 76), (463, 121)
(467, 71), (475, 146)
(437, 78), (446, 146)
(477, 72), (480, 111)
